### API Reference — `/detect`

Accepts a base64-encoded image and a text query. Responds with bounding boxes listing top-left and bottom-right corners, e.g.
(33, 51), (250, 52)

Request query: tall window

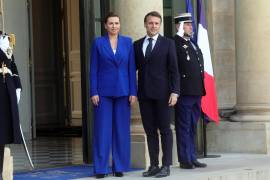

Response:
(94, 0), (102, 36)
(163, 0), (173, 38)
(93, 0), (111, 36)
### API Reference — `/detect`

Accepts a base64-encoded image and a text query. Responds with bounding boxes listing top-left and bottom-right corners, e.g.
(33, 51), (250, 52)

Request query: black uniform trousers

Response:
(0, 145), (4, 174)
(139, 99), (172, 166)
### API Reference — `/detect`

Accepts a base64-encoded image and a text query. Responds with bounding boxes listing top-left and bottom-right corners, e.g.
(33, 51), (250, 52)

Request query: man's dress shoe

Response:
(155, 166), (170, 178)
(142, 166), (160, 177)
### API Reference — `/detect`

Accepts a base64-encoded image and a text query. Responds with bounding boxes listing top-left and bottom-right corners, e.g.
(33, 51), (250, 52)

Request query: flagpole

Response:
(202, 114), (207, 157)
(196, 0), (220, 159)
(201, 113), (221, 158)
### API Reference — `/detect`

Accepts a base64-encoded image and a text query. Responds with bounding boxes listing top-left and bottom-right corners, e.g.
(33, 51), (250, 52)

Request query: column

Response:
(111, 0), (163, 40)
(112, 0), (164, 138)
(207, 0), (236, 112)
(232, 0), (270, 121)
(112, 0), (180, 168)
(207, 0), (270, 154)
(0, 0), (4, 29)
(112, 0), (164, 126)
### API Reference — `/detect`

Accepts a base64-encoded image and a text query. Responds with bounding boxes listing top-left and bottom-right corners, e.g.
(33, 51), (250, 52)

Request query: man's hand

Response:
(168, 93), (178, 106)
(129, 96), (137, 106)
(91, 95), (99, 106)
(177, 22), (185, 37)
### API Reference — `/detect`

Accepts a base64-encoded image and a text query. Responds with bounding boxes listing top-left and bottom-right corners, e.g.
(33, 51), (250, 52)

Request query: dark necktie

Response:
(145, 38), (153, 59)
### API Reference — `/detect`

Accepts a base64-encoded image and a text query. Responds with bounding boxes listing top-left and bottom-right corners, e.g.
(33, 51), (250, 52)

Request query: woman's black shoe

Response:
(113, 172), (124, 177)
(96, 174), (106, 179)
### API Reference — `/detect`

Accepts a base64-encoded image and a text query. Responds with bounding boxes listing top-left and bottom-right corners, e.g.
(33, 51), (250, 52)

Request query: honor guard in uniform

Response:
(0, 32), (22, 180)
(174, 13), (207, 169)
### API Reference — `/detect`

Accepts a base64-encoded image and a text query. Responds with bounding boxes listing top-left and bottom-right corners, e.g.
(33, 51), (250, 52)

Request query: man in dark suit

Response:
(174, 13), (207, 169)
(134, 11), (180, 178)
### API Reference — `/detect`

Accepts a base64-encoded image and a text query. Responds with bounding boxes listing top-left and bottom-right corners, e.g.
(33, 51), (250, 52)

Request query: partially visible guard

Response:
(0, 32), (22, 180)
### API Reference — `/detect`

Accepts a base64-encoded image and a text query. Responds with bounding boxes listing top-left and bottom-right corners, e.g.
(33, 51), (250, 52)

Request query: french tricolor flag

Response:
(197, 0), (219, 124)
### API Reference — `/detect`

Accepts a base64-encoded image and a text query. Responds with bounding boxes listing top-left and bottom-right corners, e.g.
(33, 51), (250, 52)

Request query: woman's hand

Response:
(91, 95), (100, 106)
(129, 96), (137, 106)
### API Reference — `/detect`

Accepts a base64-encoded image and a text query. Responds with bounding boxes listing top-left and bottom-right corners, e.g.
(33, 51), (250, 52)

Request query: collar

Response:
(183, 36), (190, 41)
(145, 34), (159, 41)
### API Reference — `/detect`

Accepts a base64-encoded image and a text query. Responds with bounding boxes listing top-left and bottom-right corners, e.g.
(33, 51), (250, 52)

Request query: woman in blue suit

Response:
(90, 12), (137, 179)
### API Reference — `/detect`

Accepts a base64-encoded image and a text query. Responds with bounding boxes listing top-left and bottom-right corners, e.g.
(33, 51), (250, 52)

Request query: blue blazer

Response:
(90, 34), (137, 97)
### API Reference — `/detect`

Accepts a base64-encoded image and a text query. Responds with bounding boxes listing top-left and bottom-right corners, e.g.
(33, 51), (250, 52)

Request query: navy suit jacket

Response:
(134, 35), (180, 100)
(90, 34), (137, 97)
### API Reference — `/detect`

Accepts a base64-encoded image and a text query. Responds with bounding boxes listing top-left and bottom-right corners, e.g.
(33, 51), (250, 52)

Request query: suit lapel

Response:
(103, 34), (120, 67)
(136, 37), (145, 64)
(104, 34), (115, 58)
(114, 35), (124, 66)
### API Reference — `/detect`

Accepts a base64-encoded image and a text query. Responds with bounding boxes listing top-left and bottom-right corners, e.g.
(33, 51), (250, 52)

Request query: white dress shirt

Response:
(142, 34), (159, 57)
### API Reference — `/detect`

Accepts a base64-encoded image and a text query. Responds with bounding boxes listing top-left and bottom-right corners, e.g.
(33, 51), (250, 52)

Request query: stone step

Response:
(75, 154), (270, 180)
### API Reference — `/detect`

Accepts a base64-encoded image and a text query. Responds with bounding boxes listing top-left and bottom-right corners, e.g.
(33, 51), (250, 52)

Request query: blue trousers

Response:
(93, 96), (130, 174)
(175, 95), (201, 163)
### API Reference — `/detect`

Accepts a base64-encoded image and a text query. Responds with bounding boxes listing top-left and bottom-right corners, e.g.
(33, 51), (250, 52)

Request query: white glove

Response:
(16, 88), (21, 104)
(176, 22), (185, 37)
(0, 35), (13, 59)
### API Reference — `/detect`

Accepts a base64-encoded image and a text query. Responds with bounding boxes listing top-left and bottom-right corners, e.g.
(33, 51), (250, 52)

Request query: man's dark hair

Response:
(144, 11), (162, 23)
(104, 12), (120, 24)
